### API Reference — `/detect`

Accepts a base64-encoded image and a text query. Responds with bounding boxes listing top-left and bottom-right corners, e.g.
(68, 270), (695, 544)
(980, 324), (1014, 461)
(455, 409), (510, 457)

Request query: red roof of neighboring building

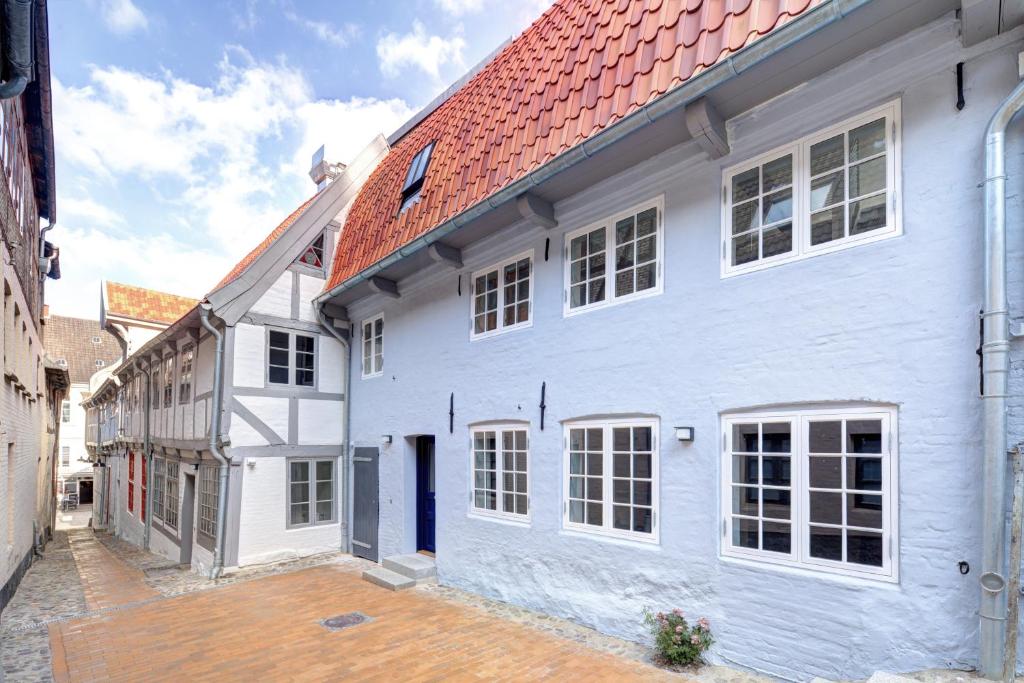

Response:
(213, 195), (318, 291)
(326, 0), (818, 291)
(104, 282), (198, 326)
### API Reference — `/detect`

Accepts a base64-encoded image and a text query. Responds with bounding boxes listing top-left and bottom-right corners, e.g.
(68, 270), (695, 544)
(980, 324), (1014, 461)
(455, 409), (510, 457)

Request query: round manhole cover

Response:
(321, 612), (372, 631)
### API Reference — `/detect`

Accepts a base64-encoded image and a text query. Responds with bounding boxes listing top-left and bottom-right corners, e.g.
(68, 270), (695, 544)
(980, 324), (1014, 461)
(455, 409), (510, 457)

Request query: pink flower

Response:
(697, 617), (710, 629)
(675, 625), (683, 633)
(672, 608), (684, 617)
(691, 633), (701, 645)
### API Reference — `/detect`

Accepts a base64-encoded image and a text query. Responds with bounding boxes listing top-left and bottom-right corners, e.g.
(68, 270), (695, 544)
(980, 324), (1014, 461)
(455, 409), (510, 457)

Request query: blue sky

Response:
(47, 0), (552, 317)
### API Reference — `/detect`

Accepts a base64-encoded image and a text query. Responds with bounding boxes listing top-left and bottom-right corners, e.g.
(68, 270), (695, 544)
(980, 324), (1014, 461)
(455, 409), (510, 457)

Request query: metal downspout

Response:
(316, 306), (351, 553)
(199, 304), (230, 579)
(980, 76), (1024, 680)
(139, 361), (152, 550)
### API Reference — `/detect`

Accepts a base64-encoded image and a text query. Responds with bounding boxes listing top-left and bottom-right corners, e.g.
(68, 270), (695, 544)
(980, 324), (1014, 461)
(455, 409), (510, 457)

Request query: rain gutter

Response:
(315, 0), (870, 305)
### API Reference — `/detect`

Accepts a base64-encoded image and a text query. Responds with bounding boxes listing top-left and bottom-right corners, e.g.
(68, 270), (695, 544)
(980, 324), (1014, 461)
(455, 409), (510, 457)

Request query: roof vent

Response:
(309, 145), (347, 191)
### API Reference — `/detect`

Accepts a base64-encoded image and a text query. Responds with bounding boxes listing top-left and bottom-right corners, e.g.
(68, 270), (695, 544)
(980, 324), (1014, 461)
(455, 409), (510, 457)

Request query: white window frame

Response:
(720, 405), (899, 582)
(469, 250), (534, 340)
(468, 424), (530, 523)
(562, 196), (664, 317)
(152, 457), (165, 522)
(561, 417), (660, 544)
(198, 465), (218, 540)
(721, 100), (902, 277)
(361, 313), (384, 379)
(286, 458), (337, 528)
(266, 329), (318, 388)
(164, 460), (180, 532)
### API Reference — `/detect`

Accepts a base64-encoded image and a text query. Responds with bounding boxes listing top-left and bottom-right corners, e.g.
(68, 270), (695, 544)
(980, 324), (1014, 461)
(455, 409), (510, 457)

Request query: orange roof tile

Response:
(327, 0), (818, 291)
(212, 195), (317, 291)
(104, 282), (198, 326)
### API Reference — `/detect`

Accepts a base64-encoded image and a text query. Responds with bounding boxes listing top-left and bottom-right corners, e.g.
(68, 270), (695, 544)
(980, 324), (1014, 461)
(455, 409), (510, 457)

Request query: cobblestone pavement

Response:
(0, 532), (84, 682)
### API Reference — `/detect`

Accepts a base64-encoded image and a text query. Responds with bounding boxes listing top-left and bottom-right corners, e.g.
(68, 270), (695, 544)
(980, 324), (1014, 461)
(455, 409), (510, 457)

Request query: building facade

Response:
(45, 315), (121, 505)
(313, 0), (1024, 679)
(0, 0), (61, 615)
(84, 138), (386, 576)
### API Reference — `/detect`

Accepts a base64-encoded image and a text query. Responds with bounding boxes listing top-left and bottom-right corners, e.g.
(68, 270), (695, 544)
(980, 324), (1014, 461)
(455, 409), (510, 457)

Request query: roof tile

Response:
(104, 282), (198, 326)
(327, 0), (820, 291)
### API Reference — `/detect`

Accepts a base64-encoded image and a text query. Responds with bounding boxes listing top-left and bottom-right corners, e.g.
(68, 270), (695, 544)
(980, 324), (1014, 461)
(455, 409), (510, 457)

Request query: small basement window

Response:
(399, 142), (435, 214)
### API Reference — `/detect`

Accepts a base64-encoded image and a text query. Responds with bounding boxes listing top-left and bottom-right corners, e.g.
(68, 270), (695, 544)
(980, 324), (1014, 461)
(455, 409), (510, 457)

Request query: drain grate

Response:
(320, 612), (372, 631)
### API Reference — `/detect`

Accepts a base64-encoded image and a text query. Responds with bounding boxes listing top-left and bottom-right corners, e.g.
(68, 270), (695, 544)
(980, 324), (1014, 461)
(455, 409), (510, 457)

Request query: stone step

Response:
(382, 553), (437, 580)
(362, 567), (415, 591)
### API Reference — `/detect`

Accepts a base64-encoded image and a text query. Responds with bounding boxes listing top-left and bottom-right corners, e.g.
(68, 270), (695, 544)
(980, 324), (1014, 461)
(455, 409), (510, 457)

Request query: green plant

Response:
(643, 608), (713, 666)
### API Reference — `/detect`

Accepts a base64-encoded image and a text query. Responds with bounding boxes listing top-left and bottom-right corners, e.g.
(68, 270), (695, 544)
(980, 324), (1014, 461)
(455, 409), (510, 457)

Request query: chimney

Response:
(309, 145), (346, 191)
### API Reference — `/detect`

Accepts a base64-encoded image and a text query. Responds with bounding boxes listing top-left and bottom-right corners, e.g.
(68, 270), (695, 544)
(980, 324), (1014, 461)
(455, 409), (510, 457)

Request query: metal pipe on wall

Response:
(979, 75), (1024, 679)
(199, 303), (230, 580)
(316, 306), (351, 553)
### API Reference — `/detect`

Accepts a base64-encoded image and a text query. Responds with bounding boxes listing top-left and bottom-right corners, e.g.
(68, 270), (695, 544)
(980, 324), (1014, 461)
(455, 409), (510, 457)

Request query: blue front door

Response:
(416, 437), (435, 553)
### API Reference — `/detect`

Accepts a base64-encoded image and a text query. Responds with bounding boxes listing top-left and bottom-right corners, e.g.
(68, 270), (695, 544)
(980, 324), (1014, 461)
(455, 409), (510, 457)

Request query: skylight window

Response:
(399, 142), (435, 214)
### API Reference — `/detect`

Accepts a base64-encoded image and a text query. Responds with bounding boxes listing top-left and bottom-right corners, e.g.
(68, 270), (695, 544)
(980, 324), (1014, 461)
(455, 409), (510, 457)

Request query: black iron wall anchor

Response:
(457, 274), (462, 296)
(956, 62), (965, 111)
(449, 392), (455, 434)
(539, 381), (547, 431)
(544, 237), (550, 262)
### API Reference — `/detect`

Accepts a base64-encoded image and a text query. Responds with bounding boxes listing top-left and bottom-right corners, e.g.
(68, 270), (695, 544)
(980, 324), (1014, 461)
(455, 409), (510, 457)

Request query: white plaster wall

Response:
(318, 336), (345, 394)
(235, 396), (289, 442)
(232, 323), (265, 388)
(236, 456), (340, 566)
(341, 21), (1023, 680)
(58, 384), (91, 480)
(112, 449), (145, 548)
(227, 413), (269, 448)
(250, 272), (292, 319)
(297, 274), (321, 323)
(297, 399), (343, 444)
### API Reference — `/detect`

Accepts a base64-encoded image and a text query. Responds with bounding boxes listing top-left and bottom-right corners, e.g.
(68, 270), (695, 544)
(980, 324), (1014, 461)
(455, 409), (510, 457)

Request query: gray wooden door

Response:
(352, 447), (379, 562)
(179, 473), (195, 565)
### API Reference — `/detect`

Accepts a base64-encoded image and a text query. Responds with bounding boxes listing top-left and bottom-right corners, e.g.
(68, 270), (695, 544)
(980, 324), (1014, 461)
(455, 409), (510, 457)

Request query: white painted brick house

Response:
(0, 0), (63, 616)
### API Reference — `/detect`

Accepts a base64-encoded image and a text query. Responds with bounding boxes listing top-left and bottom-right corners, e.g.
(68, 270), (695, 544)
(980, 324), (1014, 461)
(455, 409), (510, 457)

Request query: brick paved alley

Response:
(1, 529), (679, 682)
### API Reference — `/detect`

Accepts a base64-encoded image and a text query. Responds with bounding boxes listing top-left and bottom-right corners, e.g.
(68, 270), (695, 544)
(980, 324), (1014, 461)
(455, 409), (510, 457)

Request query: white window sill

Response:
(286, 521), (339, 532)
(562, 286), (663, 319)
(721, 227), (901, 279)
(558, 527), (661, 550)
(360, 372), (383, 380)
(469, 320), (533, 342)
(720, 552), (898, 586)
(467, 511), (531, 528)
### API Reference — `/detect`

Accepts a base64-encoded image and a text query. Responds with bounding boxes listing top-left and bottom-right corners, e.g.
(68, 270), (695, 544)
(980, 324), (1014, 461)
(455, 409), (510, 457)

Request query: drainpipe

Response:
(198, 303), (229, 579)
(0, 0), (33, 100)
(316, 305), (351, 552)
(979, 75), (1024, 680)
(138, 360), (152, 550)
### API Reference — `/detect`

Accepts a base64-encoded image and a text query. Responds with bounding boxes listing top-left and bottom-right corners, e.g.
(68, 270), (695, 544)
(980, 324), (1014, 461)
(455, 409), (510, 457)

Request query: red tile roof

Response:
(327, 0), (818, 291)
(104, 282), (198, 326)
(213, 195), (318, 291)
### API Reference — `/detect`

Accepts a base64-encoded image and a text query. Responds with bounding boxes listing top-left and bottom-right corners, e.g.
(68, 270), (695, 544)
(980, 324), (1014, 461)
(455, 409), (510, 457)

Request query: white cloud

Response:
(46, 226), (229, 319)
(284, 10), (359, 48)
(434, 0), (485, 16)
(50, 50), (415, 318)
(98, 0), (148, 35)
(60, 197), (125, 229)
(376, 21), (466, 81)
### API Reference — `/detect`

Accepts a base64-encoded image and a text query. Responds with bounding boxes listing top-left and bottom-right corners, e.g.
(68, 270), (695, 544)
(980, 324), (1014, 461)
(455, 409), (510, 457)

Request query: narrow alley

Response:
(0, 529), (680, 682)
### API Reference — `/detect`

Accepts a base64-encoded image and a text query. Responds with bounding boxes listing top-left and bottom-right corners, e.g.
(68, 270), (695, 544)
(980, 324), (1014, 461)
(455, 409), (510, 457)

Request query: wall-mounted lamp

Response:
(674, 426), (695, 443)
(192, 463), (200, 472)
(381, 434), (393, 445)
(246, 458), (256, 470)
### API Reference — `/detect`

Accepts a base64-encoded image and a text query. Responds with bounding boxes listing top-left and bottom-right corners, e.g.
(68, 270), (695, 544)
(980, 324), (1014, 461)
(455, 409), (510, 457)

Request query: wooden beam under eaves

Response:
(684, 97), (729, 159)
(516, 192), (557, 229)
(368, 276), (400, 299)
(427, 242), (463, 269)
